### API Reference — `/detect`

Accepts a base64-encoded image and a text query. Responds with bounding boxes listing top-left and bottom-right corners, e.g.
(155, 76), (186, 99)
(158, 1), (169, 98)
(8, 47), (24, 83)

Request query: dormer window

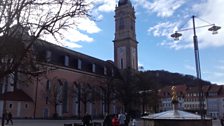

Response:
(46, 50), (52, 62)
(64, 55), (69, 66)
(92, 64), (96, 73)
(78, 59), (82, 70)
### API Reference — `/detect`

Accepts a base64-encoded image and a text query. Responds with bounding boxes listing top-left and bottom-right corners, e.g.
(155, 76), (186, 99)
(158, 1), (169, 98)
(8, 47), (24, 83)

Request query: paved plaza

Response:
(0, 119), (222, 126)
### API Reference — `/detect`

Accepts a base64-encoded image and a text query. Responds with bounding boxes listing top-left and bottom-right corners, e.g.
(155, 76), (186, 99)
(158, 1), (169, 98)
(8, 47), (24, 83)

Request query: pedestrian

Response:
(112, 114), (119, 126)
(82, 113), (92, 126)
(125, 113), (130, 126)
(6, 111), (13, 125)
(103, 113), (112, 126)
(118, 112), (126, 126)
(131, 119), (136, 126)
(221, 116), (224, 126)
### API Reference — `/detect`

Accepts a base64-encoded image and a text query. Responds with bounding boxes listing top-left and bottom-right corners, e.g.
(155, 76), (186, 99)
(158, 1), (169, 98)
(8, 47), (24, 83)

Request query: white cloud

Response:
(148, 22), (192, 50)
(150, 0), (185, 17)
(135, 0), (185, 17)
(148, 22), (179, 37)
(214, 60), (224, 71)
(184, 64), (195, 71)
(191, 0), (224, 48)
(56, 0), (116, 49)
(202, 59), (224, 84)
(41, 28), (94, 48)
(208, 72), (224, 84)
(148, 0), (224, 50)
(94, 0), (117, 12)
(76, 17), (101, 34)
(40, 0), (118, 49)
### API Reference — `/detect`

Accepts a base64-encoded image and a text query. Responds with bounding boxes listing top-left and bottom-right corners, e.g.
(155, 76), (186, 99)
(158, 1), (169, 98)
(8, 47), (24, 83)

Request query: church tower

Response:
(114, 0), (138, 70)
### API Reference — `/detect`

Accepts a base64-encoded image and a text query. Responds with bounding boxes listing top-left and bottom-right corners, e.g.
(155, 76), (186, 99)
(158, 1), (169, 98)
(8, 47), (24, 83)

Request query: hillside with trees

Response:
(138, 70), (212, 90)
(111, 69), (212, 115)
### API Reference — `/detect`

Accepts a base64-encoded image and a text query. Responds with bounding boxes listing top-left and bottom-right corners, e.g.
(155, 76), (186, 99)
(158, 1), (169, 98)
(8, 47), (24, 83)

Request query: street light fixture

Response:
(170, 15), (221, 119)
(208, 25), (221, 34)
(170, 31), (182, 41)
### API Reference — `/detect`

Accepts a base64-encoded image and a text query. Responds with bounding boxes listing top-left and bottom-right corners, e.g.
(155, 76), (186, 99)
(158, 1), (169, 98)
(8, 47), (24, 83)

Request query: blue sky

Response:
(45, 0), (224, 84)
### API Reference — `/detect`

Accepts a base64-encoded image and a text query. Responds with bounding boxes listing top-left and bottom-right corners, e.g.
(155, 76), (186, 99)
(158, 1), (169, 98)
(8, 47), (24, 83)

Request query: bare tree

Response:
(41, 76), (70, 118)
(73, 82), (93, 117)
(0, 1), (91, 123)
(0, 0), (91, 78)
(114, 68), (140, 113)
(98, 77), (117, 114)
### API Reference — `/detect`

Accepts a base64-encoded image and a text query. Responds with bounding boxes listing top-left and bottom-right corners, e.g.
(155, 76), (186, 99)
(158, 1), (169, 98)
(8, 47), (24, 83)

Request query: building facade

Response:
(159, 85), (187, 111)
(0, 0), (138, 118)
(0, 39), (120, 118)
(158, 84), (224, 119)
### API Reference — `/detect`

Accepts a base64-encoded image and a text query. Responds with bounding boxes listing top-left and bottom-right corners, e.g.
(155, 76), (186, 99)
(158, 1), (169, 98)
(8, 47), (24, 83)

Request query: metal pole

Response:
(192, 15), (204, 119)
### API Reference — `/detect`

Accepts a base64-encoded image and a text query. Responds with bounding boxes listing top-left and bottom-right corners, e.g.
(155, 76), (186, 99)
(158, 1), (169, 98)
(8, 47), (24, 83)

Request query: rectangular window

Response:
(78, 59), (82, 70)
(104, 67), (107, 75)
(46, 50), (52, 62)
(92, 64), (96, 73)
(46, 80), (51, 91)
(25, 104), (28, 108)
(9, 104), (12, 108)
(120, 58), (123, 69)
(64, 56), (69, 66)
(46, 96), (49, 104)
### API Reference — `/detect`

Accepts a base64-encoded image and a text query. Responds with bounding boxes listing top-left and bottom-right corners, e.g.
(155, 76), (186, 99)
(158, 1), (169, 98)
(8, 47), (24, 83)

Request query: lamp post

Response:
(171, 15), (221, 119)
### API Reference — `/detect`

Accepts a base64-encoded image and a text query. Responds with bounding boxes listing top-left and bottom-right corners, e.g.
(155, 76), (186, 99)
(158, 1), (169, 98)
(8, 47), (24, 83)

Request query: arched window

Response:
(63, 81), (68, 113)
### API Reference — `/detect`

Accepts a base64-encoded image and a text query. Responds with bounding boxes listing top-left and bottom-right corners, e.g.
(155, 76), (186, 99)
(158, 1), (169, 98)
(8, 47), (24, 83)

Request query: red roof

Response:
(208, 84), (221, 93)
(0, 90), (33, 102)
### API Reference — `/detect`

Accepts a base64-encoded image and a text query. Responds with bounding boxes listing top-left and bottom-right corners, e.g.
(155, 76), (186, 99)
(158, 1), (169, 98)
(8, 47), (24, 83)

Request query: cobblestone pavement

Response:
(0, 119), (222, 126)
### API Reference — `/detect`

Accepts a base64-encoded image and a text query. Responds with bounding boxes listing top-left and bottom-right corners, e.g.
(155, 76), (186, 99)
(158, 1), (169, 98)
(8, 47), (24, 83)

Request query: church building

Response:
(0, 0), (138, 118)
